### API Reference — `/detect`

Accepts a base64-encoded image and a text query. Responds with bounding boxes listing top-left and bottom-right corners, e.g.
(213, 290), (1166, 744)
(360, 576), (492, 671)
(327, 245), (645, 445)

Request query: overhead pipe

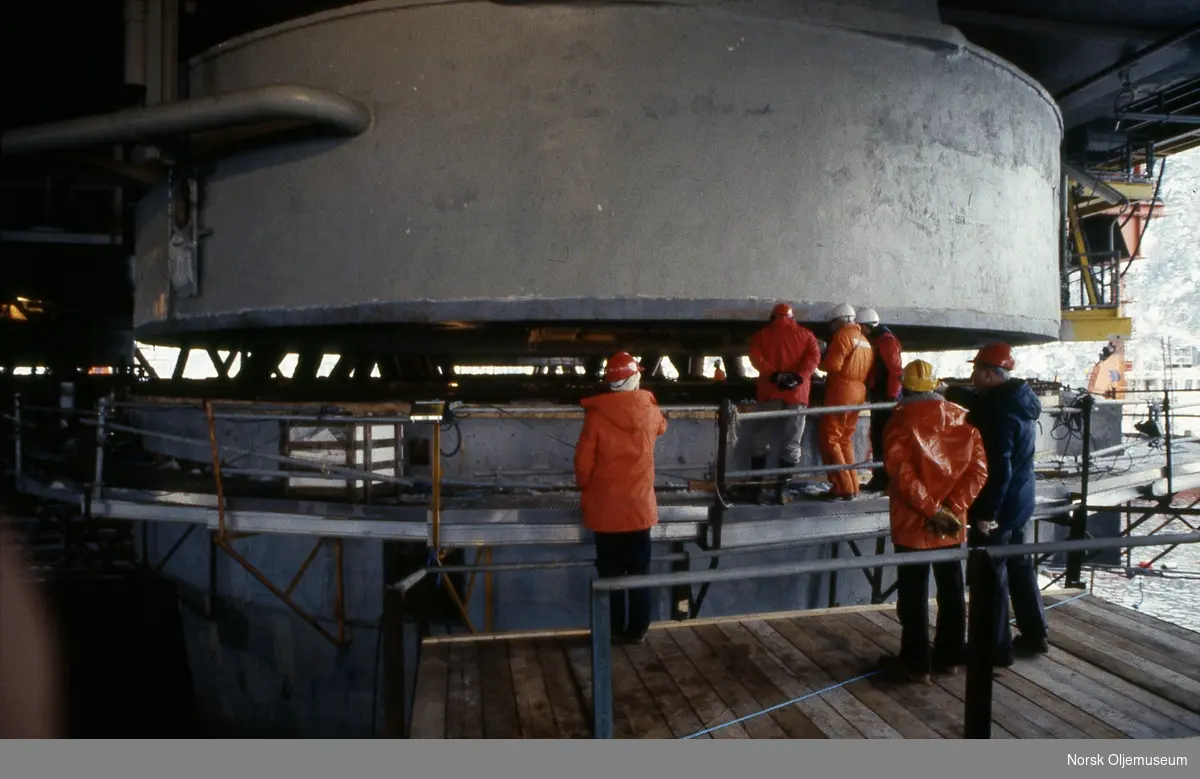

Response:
(1, 85), (373, 158)
(1055, 22), (1200, 108)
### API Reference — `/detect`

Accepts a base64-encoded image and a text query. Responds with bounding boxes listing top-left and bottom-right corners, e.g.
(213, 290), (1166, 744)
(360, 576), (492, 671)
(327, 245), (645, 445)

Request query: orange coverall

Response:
(818, 322), (874, 496)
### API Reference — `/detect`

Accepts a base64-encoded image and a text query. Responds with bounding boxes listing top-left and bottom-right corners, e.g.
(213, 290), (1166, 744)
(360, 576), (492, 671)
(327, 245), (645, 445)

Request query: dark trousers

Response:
(594, 529), (653, 636)
(868, 407), (893, 486)
(969, 524), (1047, 663)
(894, 543), (966, 671)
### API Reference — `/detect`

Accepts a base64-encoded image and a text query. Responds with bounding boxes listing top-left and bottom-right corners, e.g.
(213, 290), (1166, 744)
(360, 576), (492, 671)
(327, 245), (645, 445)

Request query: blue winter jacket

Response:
(955, 380), (1043, 531)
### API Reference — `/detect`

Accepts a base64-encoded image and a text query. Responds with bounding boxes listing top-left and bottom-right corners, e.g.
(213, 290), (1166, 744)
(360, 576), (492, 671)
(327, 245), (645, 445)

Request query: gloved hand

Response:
(972, 519), (998, 536)
(775, 372), (801, 390)
(925, 507), (963, 538)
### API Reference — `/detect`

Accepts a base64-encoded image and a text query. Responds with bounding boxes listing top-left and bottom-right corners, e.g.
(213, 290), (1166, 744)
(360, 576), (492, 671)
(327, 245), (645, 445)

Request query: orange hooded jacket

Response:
(882, 395), (989, 549)
(819, 322), (874, 406)
(574, 389), (668, 534)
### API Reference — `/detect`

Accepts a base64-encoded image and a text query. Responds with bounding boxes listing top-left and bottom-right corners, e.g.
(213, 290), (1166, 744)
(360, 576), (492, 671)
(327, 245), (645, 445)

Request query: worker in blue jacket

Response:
(950, 342), (1048, 667)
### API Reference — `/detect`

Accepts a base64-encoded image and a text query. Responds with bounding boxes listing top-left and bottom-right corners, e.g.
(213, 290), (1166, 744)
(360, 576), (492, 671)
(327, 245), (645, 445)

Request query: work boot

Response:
(774, 459), (798, 504)
(878, 655), (929, 684)
(931, 655), (964, 676)
(621, 628), (648, 645)
(862, 473), (889, 492)
(1012, 634), (1049, 656)
(774, 476), (790, 504)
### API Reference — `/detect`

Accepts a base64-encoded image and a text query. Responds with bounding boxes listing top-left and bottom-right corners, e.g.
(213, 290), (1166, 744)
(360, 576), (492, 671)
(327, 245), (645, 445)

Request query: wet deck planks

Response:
(407, 593), (1200, 738)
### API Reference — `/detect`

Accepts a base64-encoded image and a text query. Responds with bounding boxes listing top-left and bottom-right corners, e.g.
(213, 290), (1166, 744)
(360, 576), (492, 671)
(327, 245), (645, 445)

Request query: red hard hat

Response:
(771, 303), (794, 319)
(604, 351), (642, 382)
(971, 342), (1016, 371)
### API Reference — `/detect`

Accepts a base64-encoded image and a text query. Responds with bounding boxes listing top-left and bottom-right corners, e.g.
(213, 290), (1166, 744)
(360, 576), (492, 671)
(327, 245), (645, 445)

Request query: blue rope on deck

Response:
(1015, 589), (1089, 624)
(681, 591), (1090, 740)
(680, 670), (884, 739)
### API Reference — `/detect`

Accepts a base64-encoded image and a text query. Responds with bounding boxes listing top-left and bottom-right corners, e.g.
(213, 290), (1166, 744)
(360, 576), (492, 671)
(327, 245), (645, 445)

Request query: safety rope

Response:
(682, 590), (1094, 740)
(1015, 589), (1089, 624)
(679, 670), (883, 739)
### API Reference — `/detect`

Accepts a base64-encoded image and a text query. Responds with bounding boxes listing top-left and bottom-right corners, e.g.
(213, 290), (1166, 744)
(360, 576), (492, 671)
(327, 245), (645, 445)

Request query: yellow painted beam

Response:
(1068, 195), (1099, 306)
(1059, 308), (1132, 341)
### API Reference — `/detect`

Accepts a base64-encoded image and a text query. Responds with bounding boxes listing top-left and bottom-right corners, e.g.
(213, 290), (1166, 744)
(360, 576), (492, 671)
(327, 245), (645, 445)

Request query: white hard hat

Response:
(857, 307), (880, 327)
(830, 303), (855, 322)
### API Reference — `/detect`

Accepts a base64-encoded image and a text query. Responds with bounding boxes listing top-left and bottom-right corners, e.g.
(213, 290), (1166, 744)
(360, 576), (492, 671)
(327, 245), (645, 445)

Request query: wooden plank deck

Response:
(408, 593), (1200, 739)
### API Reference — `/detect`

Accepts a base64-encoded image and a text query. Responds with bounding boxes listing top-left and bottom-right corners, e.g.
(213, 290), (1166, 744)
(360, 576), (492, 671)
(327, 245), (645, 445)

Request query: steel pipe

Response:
(2, 84), (372, 157)
(592, 547), (969, 591)
(589, 532), (1200, 591)
(86, 417), (416, 487)
(725, 460), (880, 479)
(736, 401), (897, 421)
(1121, 111), (1200, 125)
(988, 531), (1200, 560)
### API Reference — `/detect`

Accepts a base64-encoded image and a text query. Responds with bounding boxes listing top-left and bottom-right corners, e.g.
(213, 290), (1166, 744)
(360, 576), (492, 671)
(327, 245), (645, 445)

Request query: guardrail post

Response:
(1163, 388), (1173, 496)
(827, 542), (840, 608)
(1065, 394), (1094, 587)
(12, 392), (22, 484)
(590, 583), (613, 739)
(670, 541), (690, 621)
(383, 582), (408, 737)
(964, 547), (996, 738)
(870, 536), (886, 604)
(91, 394), (109, 505)
(715, 399), (731, 498)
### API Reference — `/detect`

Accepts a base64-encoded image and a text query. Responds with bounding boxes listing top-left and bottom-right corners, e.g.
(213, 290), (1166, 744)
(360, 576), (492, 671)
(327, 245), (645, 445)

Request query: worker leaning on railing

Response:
(574, 352), (668, 645)
(876, 360), (989, 683)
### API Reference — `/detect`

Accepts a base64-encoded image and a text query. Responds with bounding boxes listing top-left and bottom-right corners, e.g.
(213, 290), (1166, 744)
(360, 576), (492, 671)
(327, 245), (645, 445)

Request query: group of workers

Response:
(748, 302), (902, 503)
(573, 303), (1048, 680)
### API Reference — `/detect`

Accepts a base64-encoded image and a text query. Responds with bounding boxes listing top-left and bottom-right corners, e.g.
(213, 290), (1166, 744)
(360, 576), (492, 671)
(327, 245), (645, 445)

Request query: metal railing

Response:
(586, 530), (1200, 739)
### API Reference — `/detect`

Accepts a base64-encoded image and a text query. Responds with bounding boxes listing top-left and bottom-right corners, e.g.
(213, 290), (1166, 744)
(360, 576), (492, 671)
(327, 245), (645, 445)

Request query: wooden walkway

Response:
(408, 592), (1200, 739)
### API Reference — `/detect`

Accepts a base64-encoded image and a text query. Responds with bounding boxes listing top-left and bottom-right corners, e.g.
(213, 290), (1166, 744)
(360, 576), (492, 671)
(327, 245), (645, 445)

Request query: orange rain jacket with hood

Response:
(574, 389), (669, 534)
(882, 393), (989, 549)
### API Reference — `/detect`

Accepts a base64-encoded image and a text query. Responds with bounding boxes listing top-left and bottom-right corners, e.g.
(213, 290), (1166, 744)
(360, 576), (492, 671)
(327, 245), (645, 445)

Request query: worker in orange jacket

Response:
(878, 360), (988, 681)
(817, 304), (874, 499)
(574, 351), (668, 644)
(748, 303), (822, 503)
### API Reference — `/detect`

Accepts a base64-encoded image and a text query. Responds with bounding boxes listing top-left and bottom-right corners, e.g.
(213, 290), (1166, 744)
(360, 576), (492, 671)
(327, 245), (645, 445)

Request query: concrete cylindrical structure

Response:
(134, 0), (1063, 348)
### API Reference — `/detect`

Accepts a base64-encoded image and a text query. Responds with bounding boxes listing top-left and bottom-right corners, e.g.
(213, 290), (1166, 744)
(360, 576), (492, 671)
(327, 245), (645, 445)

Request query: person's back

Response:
(867, 326), (903, 403)
(821, 321), (873, 405)
(877, 360), (988, 681)
(575, 389), (668, 533)
(575, 352), (668, 644)
(960, 343), (1049, 664)
(964, 379), (1041, 531)
(749, 315), (820, 406)
(884, 394), (988, 549)
(816, 310), (875, 499)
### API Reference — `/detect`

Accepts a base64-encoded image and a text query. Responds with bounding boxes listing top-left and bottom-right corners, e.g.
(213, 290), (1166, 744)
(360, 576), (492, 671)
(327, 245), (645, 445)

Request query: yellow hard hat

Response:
(901, 360), (938, 393)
